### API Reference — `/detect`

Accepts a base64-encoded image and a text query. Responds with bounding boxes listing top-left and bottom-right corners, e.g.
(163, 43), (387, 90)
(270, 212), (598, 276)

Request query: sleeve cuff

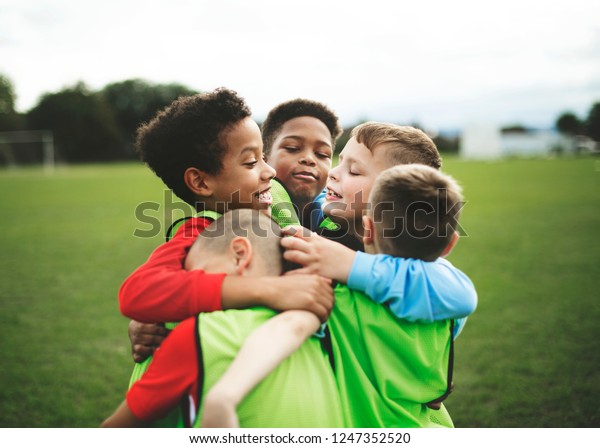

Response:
(347, 251), (376, 291)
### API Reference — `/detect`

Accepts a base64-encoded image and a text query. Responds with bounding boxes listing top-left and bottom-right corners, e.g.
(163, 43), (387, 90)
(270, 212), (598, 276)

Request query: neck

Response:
(287, 192), (313, 226)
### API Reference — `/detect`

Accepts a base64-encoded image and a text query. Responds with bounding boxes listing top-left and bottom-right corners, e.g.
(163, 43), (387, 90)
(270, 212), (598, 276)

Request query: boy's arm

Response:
(281, 227), (477, 321)
(120, 218), (334, 323)
(347, 253), (477, 321)
(201, 310), (320, 428)
(119, 217), (225, 322)
(101, 400), (143, 427)
(104, 317), (199, 426)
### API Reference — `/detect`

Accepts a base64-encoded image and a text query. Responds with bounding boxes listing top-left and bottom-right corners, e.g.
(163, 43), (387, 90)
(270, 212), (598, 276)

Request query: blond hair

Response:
(352, 122), (442, 170)
(369, 164), (463, 261)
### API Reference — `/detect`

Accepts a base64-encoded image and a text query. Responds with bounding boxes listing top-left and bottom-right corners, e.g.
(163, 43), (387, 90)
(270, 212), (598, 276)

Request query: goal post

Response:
(0, 130), (55, 173)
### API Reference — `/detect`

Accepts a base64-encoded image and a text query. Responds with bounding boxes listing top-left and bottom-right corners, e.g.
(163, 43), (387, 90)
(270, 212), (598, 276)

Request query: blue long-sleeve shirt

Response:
(347, 252), (478, 338)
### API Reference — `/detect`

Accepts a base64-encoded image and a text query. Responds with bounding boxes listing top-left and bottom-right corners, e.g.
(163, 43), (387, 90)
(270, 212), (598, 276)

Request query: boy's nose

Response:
(299, 152), (316, 166)
(262, 160), (276, 179)
(328, 167), (338, 181)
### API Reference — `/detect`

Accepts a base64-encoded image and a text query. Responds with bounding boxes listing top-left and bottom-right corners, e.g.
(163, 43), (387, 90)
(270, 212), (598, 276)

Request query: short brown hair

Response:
(352, 122), (442, 170)
(369, 164), (463, 261)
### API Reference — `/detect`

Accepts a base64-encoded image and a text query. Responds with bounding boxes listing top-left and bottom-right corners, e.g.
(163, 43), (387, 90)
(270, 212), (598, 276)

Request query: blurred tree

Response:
(27, 82), (122, 162)
(0, 73), (16, 115)
(501, 124), (528, 133)
(433, 134), (459, 154)
(335, 127), (352, 154)
(555, 112), (582, 135)
(0, 73), (24, 131)
(584, 102), (600, 142)
(101, 79), (198, 157)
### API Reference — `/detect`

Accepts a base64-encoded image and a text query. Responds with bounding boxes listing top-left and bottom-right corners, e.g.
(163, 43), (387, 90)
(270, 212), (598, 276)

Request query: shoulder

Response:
(167, 216), (214, 241)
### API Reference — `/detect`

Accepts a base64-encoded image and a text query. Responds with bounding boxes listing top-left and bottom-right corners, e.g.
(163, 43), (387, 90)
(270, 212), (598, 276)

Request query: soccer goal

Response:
(0, 130), (55, 172)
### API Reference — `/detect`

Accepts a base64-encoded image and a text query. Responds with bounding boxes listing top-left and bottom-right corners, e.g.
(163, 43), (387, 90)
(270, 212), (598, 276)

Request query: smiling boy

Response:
(119, 89), (333, 325)
(117, 89), (335, 428)
(322, 122), (442, 245)
(126, 97), (341, 363)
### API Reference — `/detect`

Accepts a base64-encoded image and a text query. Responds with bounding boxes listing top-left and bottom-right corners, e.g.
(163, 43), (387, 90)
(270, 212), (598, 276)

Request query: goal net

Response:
(0, 130), (55, 172)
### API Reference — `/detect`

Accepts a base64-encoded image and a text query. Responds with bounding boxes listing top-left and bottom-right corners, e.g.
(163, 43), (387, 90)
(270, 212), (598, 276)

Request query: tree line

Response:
(1, 72), (598, 165)
(0, 73), (198, 164)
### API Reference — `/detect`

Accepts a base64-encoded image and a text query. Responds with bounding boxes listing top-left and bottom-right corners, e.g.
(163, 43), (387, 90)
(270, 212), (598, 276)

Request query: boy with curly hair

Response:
(118, 89), (336, 427)
(120, 88), (333, 326)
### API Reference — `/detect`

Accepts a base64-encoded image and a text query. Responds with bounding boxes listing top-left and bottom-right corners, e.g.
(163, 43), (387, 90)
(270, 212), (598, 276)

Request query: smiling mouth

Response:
(257, 188), (272, 205)
(326, 187), (342, 199)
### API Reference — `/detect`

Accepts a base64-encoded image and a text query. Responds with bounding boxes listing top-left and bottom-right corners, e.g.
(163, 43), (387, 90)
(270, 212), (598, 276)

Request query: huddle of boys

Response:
(102, 88), (477, 428)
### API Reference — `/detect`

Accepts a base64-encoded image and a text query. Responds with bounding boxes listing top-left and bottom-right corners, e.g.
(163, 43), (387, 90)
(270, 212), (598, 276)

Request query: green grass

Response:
(0, 156), (598, 427)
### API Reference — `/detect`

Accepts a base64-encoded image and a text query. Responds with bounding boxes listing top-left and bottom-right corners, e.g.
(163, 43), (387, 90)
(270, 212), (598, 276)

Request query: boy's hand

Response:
(281, 226), (356, 283)
(264, 275), (334, 323)
(128, 320), (169, 363)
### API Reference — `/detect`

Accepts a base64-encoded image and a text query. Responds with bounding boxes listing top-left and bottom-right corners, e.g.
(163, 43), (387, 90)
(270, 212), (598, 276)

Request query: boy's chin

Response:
(255, 201), (272, 212)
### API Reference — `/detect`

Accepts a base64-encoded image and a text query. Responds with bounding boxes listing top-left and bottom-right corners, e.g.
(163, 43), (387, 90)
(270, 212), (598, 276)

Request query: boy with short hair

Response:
(301, 122), (473, 328)
(200, 123), (476, 427)
(103, 210), (344, 428)
(317, 121), (443, 250)
(262, 98), (342, 230)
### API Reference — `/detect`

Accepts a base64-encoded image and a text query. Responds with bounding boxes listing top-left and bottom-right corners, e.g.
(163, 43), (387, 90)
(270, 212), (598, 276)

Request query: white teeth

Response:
(328, 188), (342, 198)
(258, 191), (272, 204)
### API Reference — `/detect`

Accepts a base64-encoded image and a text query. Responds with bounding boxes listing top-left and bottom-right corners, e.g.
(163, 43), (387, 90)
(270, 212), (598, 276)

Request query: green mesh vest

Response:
(127, 180), (301, 427)
(328, 284), (455, 428)
(192, 308), (344, 427)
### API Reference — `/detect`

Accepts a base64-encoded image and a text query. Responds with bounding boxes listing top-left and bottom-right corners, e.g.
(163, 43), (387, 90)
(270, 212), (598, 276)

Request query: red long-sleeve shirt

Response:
(126, 317), (199, 422)
(119, 217), (227, 322)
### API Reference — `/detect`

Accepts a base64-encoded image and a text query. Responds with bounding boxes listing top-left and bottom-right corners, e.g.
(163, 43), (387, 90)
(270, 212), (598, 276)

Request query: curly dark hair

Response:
(261, 99), (342, 157)
(134, 88), (252, 205)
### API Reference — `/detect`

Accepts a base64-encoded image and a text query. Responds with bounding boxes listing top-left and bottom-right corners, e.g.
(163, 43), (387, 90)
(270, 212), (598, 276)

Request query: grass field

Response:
(0, 156), (598, 428)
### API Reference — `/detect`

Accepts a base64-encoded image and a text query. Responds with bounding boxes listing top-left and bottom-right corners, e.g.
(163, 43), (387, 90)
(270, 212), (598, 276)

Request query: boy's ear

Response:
(441, 231), (460, 258)
(229, 237), (253, 275)
(362, 215), (376, 248)
(184, 167), (213, 197)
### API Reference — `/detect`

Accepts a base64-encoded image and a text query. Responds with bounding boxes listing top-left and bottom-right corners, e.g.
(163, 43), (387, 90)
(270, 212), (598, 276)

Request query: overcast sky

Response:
(1, 0), (599, 131)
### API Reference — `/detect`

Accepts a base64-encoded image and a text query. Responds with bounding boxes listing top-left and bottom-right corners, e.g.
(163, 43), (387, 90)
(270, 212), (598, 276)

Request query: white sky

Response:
(1, 0), (599, 131)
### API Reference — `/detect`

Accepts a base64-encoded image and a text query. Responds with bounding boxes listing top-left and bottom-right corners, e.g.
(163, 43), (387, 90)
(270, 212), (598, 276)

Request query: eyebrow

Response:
(281, 135), (332, 148)
(239, 146), (260, 157)
(339, 154), (362, 165)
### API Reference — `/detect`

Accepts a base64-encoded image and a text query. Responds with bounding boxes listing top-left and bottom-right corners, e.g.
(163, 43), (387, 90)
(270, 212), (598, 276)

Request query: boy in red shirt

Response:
(127, 96), (342, 361)
(103, 210), (344, 428)
(119, 88), (333, 327)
